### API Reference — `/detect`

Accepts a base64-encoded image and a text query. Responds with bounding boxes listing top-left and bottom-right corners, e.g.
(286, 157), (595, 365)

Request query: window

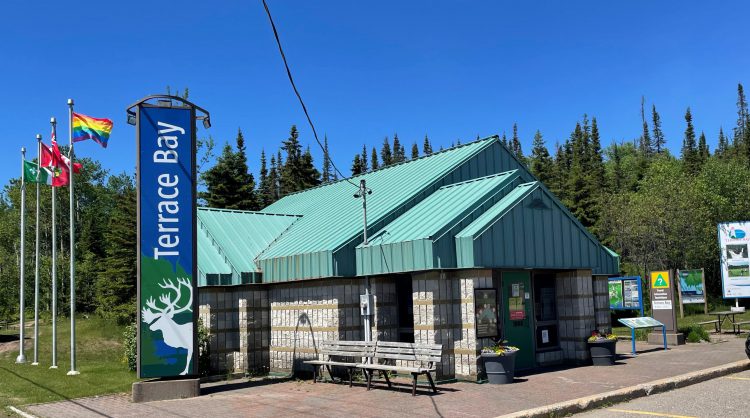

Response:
(396, 276), (414, 343)
(533, 273), (559, 350)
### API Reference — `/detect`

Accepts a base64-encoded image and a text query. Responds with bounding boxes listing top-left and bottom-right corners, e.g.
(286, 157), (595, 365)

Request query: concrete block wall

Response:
(199, 286), (270, 374)
(593, 275), (612, 333)
(555, 270), (596, 364)
(411, 269), (493, 380)
(268, 278), (398, 373)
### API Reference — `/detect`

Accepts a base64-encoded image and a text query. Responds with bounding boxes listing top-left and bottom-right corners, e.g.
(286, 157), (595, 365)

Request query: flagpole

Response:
(50, 117), (58, 369)
(32, 134), (42, 366)
(16, 147), (27, 364)
(67, 99), (79, 376)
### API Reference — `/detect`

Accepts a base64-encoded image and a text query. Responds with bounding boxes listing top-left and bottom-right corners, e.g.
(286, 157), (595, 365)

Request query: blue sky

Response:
(1, 1), (749, 186)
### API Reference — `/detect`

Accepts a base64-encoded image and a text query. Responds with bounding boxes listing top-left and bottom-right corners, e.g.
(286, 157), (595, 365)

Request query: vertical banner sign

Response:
(650, 271), (677, 333)
(137, 105), (197, 378)
(718, 222), (750, 298)
(474, 289), (498, 338)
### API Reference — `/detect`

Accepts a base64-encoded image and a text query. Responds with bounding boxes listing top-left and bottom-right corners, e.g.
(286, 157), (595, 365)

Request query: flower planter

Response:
(481, 350), (518, 384)
(588, 340), (617, 366)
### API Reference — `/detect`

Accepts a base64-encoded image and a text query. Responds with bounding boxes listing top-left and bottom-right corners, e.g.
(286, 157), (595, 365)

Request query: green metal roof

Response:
(197, 208), (300, 285)
(258, 136), (527, 282)
(355, 171), (522, 275)
(455, 182), (619, 275)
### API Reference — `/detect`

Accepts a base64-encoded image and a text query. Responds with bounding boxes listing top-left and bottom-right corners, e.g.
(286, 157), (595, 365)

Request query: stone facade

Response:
(198, 268), (605, 379)
(555, 269), (596, 364)
(593, 275), (612, 333)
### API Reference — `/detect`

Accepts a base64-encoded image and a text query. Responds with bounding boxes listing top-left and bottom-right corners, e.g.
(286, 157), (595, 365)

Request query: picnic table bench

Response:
(305, 340), (443, 396)
(733, 320), (750, 334)
(697, 319), (720, 333)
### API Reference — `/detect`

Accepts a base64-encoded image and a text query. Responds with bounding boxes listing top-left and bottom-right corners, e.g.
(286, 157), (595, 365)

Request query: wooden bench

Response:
(357, 341), (442, 396)
(697, 320), (720, 333)
(733, 321), (750, 334)
(304, 340), (376, 386)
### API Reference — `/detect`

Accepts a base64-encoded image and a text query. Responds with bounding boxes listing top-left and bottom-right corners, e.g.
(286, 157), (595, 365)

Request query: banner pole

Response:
(50, 118), (58, 369)
(67, 99), (79, 376)
(32, 134), (42, 366)
(16, 147), (27, 364)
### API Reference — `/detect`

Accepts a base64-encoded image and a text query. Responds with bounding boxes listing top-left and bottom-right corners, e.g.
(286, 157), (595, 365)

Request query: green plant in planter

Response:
(587, 330), (618, 343)
(481, 340), (519, 356)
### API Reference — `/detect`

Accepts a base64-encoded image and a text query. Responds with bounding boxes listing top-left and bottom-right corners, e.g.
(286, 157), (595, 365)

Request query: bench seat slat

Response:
(304, 360), (359, 367)
(356, 363), (435, 373)
(319, 350), (371, 357)
(375, 341), (442, 350)
(371, 353), (441, 362)
(374, 347), (442, 355)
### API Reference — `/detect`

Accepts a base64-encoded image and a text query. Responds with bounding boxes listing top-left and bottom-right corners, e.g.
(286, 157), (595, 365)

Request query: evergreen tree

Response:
(640, 97), (653, 156)
(501, 132), (508, 148)
(322, 135), (333, 183)
(301, 147), (321, 187)
(529, 130), (553, 185)
(682, 108), (699, 174)
(589, 118), (606, 191)
(380, 137), (393, 166)
(566, 122), (595, 227)
(259, 150), (274, 207)
(698, 131), (710, 165)
(550, 143), (567, 201)
(423, 135), (433, 155)
(411, 142), (419, 159)
(371, 147), (379, 170)
(95, 178), (136, 324)
(717, 127), (729, 159)
(269, 155), (279, 202)
(202, 128), (259, 210)
(734, 83), (748, 149)
(280, 125), (312, 196)
(609, 143), (623, 193)
(276, 150), (283, 199)
(361, 144), (368, 172)
(351, 154), (363, 176)
(511, 123), (524, 160)
(392, 134), (405, 163)
(652, 105), (666, 154)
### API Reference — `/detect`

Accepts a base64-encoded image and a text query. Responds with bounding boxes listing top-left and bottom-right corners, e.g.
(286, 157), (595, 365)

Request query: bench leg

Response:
(382, 371), (392, 388)
(325, 365), (334, 383)
(312, 365), (317, 383)
(412, 373), (417, 396)
(425, 372), (437, 394)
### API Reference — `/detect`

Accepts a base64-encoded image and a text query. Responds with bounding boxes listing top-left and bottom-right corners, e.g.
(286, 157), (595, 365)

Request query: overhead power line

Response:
(261, 0), (358, 188)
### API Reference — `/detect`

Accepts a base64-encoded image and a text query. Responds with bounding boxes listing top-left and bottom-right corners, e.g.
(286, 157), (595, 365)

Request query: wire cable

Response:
(261, 0), (358, 188)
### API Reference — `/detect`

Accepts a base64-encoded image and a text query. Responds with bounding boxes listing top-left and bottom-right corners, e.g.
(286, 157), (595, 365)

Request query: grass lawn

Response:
(0, 316), (137, 410)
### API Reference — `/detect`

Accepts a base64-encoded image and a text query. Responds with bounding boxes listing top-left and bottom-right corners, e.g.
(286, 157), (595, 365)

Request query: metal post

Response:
(631, 328), (636, 355)
(33, 134), (41, 366)
(16, 147), (27, 364)
(50, 117), (58, 369)
(67, 99), (79, 376)
(359, 179), (372, 346)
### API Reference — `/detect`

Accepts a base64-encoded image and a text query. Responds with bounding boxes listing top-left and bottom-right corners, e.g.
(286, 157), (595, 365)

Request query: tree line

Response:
(2, 83), (749, 324)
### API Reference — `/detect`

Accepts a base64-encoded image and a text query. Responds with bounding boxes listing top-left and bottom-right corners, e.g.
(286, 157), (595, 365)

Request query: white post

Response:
(50, 117), (58, 369)
(16, 147), (27, 364)
(33, 134), (41, 366)
(67, 99), (79, 376)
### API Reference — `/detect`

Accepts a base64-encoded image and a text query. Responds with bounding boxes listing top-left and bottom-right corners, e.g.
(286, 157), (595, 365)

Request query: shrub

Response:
(123, 323), (137, 371)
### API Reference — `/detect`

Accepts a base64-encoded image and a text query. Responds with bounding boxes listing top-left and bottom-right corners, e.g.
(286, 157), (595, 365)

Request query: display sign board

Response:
(718, 222), (750, 298)
(677, 269), (706, 304)
(474, 289), (498, 338)
(650, 270), (677, 333)
(137, 105), (197, 378)
(609, 276), (644, 316)
(617, 317), (668, 355)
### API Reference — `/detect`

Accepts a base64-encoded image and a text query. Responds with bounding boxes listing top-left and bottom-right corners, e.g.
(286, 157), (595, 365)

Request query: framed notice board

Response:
(475, 289), (498, 338)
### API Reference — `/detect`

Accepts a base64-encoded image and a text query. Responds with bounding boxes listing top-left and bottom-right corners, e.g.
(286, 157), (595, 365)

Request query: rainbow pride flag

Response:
(72, 112), (113, 148)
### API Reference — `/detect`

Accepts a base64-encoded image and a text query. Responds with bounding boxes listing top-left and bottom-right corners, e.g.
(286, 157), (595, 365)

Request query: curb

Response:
(497, 359), (750, 418)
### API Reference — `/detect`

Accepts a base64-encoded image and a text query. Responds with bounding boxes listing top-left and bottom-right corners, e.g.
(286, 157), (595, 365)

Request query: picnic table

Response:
(707, 311), (748, 334)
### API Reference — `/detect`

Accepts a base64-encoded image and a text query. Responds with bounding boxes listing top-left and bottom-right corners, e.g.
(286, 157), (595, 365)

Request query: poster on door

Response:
(509, 283), (526, 320)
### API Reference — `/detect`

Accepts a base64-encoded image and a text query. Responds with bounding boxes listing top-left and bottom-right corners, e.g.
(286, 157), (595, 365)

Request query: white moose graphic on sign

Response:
(141, 278), (194, 375)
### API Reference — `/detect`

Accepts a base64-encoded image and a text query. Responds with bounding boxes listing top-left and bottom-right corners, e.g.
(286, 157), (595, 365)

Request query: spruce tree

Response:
(530, 130), (553, 185)
(411, 143), (419, 159)
(351, 154), (363, 176)
(371, 147), (379, 170)
(640, 97), (653, 156)
(717, 127), (729, 159)
(423, 135), (433, 155)
(393, 134), (405, 163)
(361, 144), (368, 172)
(734, 83), (748, 149)
(501, 132), (508, 148)
(652, 105), (666, 154)
(381, 137), (393, 166)
(301, 147), (321, 188)
(511, 123), (524, 161)
(609, 143), (623, 193)
(682, 108), (699, 174)
(280, 125), (307, 196)
(276, 151), (283, 199)
(269, 155), (278, 202)
(566, 122), (594, 227)
(202, 128), (259, 210)
(589, 118), (606, 192)
(698, 131), (709, 166)
(259, 150), (274, 207)
(322, 135), (332, 182)
(550, 143), (567, 201)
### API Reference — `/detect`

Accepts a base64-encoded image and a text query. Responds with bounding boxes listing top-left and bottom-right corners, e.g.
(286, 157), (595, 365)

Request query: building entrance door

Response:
(502, 271), (535, 370)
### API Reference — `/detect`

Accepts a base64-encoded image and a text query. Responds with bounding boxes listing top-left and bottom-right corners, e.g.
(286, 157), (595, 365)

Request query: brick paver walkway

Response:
(23, 336), (748, 418)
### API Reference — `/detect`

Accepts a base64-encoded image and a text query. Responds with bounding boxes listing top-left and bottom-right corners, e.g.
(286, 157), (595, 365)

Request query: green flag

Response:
(23, 160), (50, 185)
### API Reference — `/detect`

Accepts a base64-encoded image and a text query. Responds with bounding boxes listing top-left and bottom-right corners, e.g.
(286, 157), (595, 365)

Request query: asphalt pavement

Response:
(578, 369), (750, 418)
